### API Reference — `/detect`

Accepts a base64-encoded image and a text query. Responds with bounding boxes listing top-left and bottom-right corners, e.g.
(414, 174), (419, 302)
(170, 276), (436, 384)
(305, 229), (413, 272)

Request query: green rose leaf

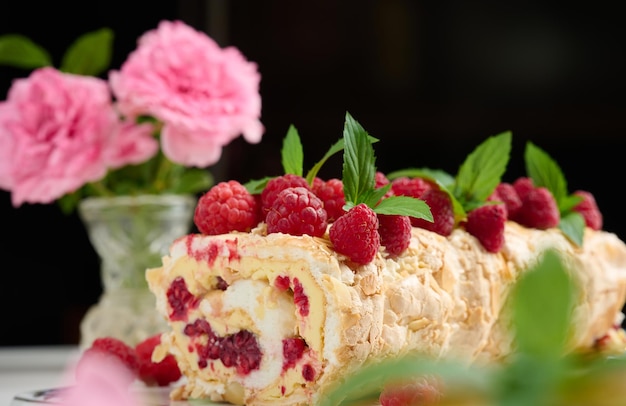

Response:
(0, 34), (52, 69)
(171, 168), (214, 195)
(60, 28), (113, 76)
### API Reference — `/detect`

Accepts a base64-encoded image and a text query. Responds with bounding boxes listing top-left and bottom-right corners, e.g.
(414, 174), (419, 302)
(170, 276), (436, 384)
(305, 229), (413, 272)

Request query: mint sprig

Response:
(342, 112), (432, 220)
(454, 131), (512, 210)
(387, 131), (512, 223)
(245, 121), (379, 194)
(524, 142), (585, 245)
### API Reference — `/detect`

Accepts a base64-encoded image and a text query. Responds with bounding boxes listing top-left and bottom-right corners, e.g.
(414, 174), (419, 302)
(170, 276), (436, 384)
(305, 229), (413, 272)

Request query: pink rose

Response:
(0, 67), (158, 207)
(109, 20), (264, 168)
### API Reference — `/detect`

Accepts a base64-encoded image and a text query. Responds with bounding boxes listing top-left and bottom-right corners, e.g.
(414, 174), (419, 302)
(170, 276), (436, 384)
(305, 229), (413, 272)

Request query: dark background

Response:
(1, 1), (625, 345)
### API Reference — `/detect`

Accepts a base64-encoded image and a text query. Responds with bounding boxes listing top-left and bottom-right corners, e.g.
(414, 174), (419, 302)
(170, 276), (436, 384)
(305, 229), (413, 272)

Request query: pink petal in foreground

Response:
(60, 354), (142, 406)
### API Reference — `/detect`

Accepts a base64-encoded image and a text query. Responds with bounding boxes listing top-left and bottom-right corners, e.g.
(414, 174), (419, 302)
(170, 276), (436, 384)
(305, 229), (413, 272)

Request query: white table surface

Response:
(0, 346), (80, 406)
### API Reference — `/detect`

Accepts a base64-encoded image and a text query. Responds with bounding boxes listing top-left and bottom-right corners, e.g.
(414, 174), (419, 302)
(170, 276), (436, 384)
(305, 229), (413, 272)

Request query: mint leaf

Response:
(524, 142), (588, 244)
(281, 125), (304, 176)
(305, 135), (379, 185)
(341, 112), (432, 220)
(454, 131), (512, 208)
(559, 194), (584, 214)
(374, 196), (433, 220)
(524, 142), (569, 207)
(559, 212), (585, 247)
(60, 28), (113, 76)
(244, 176), (273, 194)
(342, 112), (376, 205)
(0, 34), (52, 69)
(511, 249), (577, 358)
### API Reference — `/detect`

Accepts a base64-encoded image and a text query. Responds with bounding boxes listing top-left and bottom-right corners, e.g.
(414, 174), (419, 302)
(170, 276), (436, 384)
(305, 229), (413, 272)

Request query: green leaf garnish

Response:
(341, 112), (376, 205)
(0, 34), (52, 69)
(523, 142), (587, 245)
(558, 212), (585, 247)
(341, 112), (432, 220)
(60, 28), (113, 76)
(281, 125), (304, 176)
(454, 131), (512, 209)
(524, 142), (569, 207)
(374, 195), (433, 220)
(244, 176), (273, 194)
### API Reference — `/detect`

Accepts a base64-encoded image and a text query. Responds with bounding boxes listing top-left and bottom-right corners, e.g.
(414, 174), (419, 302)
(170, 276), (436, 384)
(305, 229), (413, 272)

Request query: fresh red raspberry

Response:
(512, 177), (534, 201)
(260, 174), (310, 219)
(266, 187), (328, 237)
(573, 190), (603, 230)
(75, 337), (139, 385)
(410, 188), (455, 236)
(312, 178), (346, 222)
(464, 203), (507, 253)
(329, 203), (380, 264)
(379, 377), (442, 406)
(515, 186), (560, 229)
(492, 182), (522, 219)
(375, 171), (390, 188)
(378, 214), (412, 256)
(194, 180), (259, 235)
(390, 177), (432, 198)
(135, 334), (182, 387)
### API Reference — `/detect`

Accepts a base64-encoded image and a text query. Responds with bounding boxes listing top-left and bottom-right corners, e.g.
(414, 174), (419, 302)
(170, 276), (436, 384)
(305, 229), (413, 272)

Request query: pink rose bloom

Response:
(109, 20), (264, 168)
(0, 67), (158, 207)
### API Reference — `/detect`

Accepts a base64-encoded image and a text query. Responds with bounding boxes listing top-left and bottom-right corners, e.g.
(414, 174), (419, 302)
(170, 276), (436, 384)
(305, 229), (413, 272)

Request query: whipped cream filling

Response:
(222, 279), (296, 389)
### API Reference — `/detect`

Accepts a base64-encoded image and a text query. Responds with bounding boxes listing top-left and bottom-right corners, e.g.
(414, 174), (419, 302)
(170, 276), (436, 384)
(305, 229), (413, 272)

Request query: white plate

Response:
(11, 387), (223, 406)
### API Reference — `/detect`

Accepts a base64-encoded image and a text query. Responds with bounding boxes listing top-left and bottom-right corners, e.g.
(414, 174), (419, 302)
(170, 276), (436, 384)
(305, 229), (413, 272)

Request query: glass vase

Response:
(77, 194), (196, 348)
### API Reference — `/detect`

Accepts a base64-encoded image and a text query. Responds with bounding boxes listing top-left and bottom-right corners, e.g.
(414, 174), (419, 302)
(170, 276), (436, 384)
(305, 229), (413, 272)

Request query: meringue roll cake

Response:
(146, 222), (626, 405)
(147, 121), (626, 405)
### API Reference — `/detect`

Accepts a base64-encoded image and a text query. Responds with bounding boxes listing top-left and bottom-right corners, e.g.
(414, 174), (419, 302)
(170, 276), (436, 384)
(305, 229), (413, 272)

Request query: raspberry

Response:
(282, 337), (307, 370)
(260, 174), (310, 219)
(492, 182), (522, 219)
(390, 177), (432, 199)
(312, 178), (346, 222)
(411, 188), (455, 236)
(573, 190), (603, 230)
(329, 203), (380, 264)
(220, 330), (263, 375)
(378, 214), (412, 256)
(194, 180), (259, 235)
(135, 334), (182, 387)
(167, 276), (199, 321)
(266, 187), (328, 237)
(379, 377), (442, 406)
(75, 337), (139, 385)
(375, 171), (390, 188)
(515, 186), (560, 229)
(464, 203), (507, 253)
(513, 177), (534, 201)
(293, 277), (310, 316)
